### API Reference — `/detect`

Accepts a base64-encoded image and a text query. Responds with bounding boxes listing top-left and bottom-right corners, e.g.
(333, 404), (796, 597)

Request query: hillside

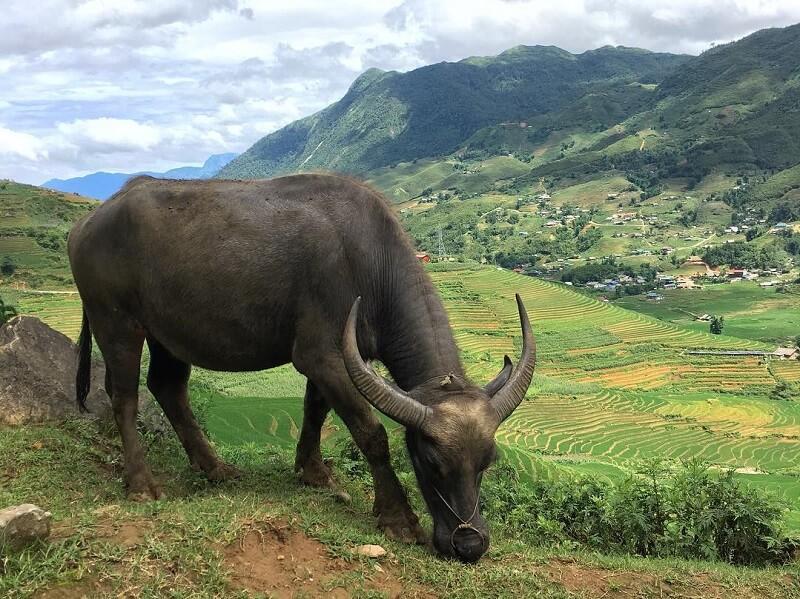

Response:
(218, 46), (687, 179)
(6, 264), (799, 524)
(43, 153), (238, 200)
(213, 25), (800, 296)
(0, 180), (97, 288)
(3, 264), (799, 596)
(220, 25), (800, 188)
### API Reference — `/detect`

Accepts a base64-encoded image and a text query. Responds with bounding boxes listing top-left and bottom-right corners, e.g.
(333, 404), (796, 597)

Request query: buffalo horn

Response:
(342, 297), (432, 429)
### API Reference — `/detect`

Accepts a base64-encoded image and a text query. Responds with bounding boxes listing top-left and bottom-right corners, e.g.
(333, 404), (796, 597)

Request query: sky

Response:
(1, 1), (799, 185)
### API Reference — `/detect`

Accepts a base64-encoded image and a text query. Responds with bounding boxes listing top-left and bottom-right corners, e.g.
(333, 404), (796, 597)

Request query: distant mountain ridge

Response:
(218, 46), (688, 180)
(43, 153), (238, 200)
(219, 23), (800, 200)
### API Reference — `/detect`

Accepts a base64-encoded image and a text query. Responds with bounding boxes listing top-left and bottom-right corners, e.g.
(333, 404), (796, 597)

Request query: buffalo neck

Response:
(374, 254), (465, 392)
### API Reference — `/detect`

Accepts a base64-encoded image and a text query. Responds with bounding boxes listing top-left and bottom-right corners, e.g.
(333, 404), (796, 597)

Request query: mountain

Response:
(219, 24), (800, 209)
(43, 153), (238, 200)
(218, 46), (688, 179)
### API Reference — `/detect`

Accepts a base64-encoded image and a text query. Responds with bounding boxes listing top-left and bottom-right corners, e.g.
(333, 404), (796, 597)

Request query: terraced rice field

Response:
(6, 265), (799, 529)
(9, 292), (84, 339)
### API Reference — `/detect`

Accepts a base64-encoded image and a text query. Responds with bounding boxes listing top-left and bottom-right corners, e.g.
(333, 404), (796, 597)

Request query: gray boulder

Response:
(0, 504), (52, 550)
(0, 315), (111, 424)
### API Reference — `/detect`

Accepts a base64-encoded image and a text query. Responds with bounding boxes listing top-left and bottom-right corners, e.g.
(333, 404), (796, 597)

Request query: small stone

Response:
(0, 504), (52, 549)
(373, 563), (385, 573)
(277, 554), (285, 561)
(354, 544), (387, 558)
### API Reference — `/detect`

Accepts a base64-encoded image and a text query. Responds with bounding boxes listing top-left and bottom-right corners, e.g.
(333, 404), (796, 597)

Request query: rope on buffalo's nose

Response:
(433, 486), (485, 552)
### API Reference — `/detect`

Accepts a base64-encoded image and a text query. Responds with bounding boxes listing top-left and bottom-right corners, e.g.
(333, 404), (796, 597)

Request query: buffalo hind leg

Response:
(93, 314), (162, 501)
(306, 365), (425, 544)
(146, 337), (240, 482)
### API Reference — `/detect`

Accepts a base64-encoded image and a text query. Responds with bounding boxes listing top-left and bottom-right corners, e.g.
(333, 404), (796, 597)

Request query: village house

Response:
(415, 252), (431, 263)
(676, 276), (699, 289)
(773, 347), (799, 360)
(770, 222), (790, 233)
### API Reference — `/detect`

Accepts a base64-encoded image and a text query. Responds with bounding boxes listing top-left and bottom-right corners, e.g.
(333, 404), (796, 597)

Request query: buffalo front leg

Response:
(93, 316), (162, 501)
(307, 367), (425, 544)
(294, 381), (333, 485)
(146, 337), (240, 482)
(294, 381), (351, 502)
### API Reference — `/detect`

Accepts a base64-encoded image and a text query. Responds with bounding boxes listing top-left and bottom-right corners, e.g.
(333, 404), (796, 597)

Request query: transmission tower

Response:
(437, 226), (447, 261)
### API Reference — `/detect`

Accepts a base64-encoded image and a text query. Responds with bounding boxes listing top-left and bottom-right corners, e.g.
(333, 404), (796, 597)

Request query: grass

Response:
(613, 282), (800, 345)
(2, 420), (798, 598)
(3, 261), (799, 597)
(0, 181), (96, 288)
(8, 265), (799, 539)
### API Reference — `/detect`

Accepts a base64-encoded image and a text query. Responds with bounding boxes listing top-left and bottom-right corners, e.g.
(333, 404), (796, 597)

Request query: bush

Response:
(480, 458), (795, 565)
(0, 296), (17, 325)
(710, 315), (724, 335)
(334, 437), (797, 566)
(1, 255), (16, 277)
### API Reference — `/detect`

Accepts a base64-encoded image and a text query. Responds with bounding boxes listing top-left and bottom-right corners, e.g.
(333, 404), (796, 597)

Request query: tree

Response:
(1, 255), (16, 277)
(769, 202), (796, 224)
(710, 315), (724, 335)
(0, 296), (17, 325)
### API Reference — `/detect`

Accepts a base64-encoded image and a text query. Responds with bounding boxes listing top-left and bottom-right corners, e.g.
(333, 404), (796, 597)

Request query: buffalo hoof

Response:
(379, 516), (426, 545)
(297, 464), (352, 504)
(205, 461), (242, 482)
(126, 480), (164, 502)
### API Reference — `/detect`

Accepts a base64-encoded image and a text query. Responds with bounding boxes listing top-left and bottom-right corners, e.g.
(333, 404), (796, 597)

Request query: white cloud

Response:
(0, 0), (799, 183)
(56, 118), (163, 153)
(0, 126), (48, 161)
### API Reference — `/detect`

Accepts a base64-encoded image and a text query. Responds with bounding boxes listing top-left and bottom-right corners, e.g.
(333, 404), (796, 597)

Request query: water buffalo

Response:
(69, 173), (535, 563)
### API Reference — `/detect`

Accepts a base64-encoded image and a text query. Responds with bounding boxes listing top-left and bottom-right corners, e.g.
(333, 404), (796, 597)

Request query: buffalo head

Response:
(342, 294), (536, 563)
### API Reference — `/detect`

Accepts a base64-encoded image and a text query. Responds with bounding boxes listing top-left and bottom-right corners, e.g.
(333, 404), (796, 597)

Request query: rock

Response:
(0, 504), (52, 549)
(0, 316), (166, 432)
(0, 316), (110, 424)
(354, 544), (387, 558)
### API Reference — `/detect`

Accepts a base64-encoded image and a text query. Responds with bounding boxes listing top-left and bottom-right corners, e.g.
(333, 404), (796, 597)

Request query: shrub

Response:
(1, 255), (16, 277)
(0, 296), (17, 325)
(710, 315), (724, 335)
(334, 438), (798, 566)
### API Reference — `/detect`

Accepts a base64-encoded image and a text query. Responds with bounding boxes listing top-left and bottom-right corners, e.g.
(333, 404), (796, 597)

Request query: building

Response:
(773, 347), (799, 360)
(415, 252), (431, 263)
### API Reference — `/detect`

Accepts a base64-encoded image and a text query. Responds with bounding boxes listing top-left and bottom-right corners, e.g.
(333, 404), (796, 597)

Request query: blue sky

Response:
(2, 0), (799, 184)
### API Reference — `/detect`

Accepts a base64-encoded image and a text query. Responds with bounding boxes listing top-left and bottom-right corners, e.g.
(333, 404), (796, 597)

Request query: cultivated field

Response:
(8, 264), (799, 530)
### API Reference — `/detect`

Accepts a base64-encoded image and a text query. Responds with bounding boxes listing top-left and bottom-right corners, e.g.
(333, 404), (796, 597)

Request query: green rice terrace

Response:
(6, 264), (799, 532)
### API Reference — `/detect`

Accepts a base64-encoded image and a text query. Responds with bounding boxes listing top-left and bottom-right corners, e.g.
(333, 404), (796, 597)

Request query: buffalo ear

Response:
(484, 355), (513, 397)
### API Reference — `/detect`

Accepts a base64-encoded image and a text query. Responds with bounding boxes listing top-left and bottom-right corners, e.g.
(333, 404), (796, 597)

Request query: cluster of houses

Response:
(654, 273), (699, 290)
(584, 274), (649, 292)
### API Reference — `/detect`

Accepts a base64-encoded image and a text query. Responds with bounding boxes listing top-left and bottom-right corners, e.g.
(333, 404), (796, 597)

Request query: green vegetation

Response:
(702, 242), (786, 270)
(613, 282), (800, 345)
(0, 295), (17, 324)
(3, 420), (798, 598)
(219, 47), (687, 179)
(710, 315), (725, 335)
(0, 181), (97, 288)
